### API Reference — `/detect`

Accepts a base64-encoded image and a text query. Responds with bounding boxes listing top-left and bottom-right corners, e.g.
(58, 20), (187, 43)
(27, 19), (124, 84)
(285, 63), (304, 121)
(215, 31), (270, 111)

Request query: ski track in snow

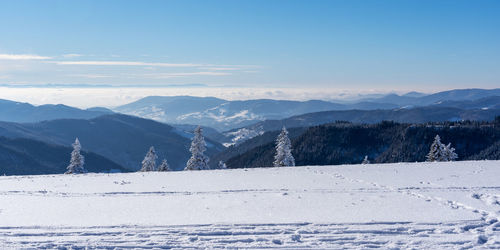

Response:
(1, 221), (497, 249)
(0, 161), (499, 248)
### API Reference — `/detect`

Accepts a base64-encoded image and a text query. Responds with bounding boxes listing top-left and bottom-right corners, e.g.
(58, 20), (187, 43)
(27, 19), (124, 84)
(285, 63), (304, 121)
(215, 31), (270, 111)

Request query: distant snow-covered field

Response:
(0, 161), (499, 248)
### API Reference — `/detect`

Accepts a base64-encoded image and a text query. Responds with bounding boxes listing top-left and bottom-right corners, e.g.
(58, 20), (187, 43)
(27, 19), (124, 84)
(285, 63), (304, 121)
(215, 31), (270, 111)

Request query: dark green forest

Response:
(225, 118), (500, 169)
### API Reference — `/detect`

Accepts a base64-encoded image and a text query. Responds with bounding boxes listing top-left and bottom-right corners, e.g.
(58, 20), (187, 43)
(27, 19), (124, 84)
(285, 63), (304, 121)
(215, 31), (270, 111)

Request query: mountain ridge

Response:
(113, 88), (500, 131)
(0, 99), (113, 123)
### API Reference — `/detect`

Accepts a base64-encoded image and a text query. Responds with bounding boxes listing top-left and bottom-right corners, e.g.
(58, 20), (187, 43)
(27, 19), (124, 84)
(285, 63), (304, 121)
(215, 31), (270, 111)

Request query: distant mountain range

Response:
(113, 88), (500, 131)
(0, 114), (224, 171)
(0, 88), (497, 148)
(0, 99), (113, 123)
(0, 88), (497, 175)
(356, 88), (500, 106)
(0, 136), (128, 175)
(0, 88), (497, 133)
(429, 96), (500, 110)
(113, 96), (352, 131)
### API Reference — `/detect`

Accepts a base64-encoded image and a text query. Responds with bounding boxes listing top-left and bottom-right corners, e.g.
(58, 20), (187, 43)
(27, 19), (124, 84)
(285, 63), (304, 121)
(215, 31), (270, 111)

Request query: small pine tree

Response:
(140, 146), (157, 172)
(443, 143), (458, 161)
(427, 135), (445, 162)
(362, 155), (370, 164)
(158, 159), (171, 171)
(65, 138), (87, 174)
(185, 126), (210, 170)
(273, 127), (295, 167)
(218, 160), (227, 169)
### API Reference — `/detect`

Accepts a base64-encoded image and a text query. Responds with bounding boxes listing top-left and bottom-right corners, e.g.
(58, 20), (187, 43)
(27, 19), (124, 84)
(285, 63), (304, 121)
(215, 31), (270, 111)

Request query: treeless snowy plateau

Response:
(0, 161), (499, 248)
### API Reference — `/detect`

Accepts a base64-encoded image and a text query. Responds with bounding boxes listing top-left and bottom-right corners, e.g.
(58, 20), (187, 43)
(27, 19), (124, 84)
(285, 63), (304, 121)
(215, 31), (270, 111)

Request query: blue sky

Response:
(0, 0), (499, 104)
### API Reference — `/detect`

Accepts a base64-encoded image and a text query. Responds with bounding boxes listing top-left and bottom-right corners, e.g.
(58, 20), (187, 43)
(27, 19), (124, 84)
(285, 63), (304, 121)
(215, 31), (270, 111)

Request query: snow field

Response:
(0, 160), (499, 248)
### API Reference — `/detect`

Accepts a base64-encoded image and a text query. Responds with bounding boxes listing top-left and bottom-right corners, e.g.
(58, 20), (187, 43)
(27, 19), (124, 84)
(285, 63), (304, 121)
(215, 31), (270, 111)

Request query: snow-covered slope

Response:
(113, 96), (349, 131)
(0, 161), (499, 248)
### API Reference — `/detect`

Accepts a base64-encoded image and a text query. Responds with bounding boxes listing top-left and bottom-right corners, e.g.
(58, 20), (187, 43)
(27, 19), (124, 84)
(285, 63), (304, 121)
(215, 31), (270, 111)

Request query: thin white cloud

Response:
(139, 72), (232, 79)
(0, 54), (52, 60)
(200, 67), (242, 71)
(50, 60), (259, 70)
(68, 74), (112, 78)
(62, 54), (83, 58)
(0, 87), (399, 108)
(52, 60), (206, 67)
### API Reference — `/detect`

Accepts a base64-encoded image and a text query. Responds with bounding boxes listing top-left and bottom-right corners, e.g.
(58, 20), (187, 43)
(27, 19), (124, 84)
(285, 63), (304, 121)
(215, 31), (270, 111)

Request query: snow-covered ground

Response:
(0, 161), (499, 248)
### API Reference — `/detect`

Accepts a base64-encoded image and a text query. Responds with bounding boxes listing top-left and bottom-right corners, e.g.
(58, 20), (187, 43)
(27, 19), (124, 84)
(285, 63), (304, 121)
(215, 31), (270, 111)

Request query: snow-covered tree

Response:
(185, 126), (210, 170)
(140, 146), (157, 172)
(426, 135), (445, 162)
(443, 143), (458, 161)
(426, 135), (458, 162)
(65, 138), (87, 174)
(273, 127), (295, 167)
(218, 160), (227, 169)
(158, 159), (171, 171)
(362, 155), (370, 164)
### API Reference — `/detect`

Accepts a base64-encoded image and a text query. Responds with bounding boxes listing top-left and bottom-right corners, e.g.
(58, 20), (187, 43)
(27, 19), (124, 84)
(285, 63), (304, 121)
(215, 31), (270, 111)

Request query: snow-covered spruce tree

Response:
(218, 160), (227, 169)
(362, 155), (370, 164)
(158, 159), (171, 171)
(426, 135), (459, 162)
(443, 143), (458, 161)
(185, 126), (210, 170)
(140, 146), (158, 172)
(426, 135), (445, 162)
(273, 127), (295, 167)
(65, 138), (87, 174)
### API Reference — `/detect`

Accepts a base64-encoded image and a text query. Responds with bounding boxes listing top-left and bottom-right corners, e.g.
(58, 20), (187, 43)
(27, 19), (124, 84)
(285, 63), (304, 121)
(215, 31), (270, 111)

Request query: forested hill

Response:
(0, 114), (225, 171)
(0, 136), (128, 175)
(230, 106), (499, 136)
(224, 120), (500, 169)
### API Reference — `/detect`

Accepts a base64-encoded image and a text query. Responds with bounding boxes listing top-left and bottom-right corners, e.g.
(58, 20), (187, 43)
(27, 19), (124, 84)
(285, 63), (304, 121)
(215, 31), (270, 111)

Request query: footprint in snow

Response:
(476, 235), (488, 245)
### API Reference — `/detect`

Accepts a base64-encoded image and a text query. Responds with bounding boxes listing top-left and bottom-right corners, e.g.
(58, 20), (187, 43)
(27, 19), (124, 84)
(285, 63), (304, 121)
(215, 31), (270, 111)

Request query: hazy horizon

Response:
(0, 86), (490, 108)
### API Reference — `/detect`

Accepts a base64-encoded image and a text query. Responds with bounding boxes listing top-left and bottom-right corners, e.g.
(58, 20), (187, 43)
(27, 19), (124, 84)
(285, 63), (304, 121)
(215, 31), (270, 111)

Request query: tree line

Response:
(65, 118), (499, 174)
(225, 119), (499, 169)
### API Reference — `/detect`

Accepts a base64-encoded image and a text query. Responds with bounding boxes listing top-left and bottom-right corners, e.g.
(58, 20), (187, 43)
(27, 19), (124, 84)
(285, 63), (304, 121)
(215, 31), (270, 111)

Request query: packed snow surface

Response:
(0, 161), (499, 248)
